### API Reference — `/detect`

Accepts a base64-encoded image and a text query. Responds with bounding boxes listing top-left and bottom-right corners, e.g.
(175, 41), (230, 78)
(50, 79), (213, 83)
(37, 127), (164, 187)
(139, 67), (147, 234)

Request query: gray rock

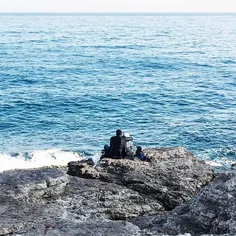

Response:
(0, 167), (69, 202)
(141, 171), (236, 236)
(0, 147), (215, 236)
(68, 147), (215, 210)
(13, 219), (142, 236)
(0, 167), (69, 235)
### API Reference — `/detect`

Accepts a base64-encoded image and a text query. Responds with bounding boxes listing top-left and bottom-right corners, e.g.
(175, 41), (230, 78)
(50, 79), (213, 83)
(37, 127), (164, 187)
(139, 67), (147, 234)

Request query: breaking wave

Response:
(0, 149), (82, 172)
(197, 147), (236, 170)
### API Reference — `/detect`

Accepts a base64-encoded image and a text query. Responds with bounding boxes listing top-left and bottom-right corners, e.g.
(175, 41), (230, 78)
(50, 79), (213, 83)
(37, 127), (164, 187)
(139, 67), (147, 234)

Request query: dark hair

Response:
(116, 129), (122, 136)
(136, 146), (142, 151)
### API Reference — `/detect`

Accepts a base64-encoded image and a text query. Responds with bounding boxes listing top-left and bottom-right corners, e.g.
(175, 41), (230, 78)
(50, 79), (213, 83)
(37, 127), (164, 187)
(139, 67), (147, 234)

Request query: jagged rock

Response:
(61, 176), (164, 220)
(0, 167), (69, 235)
(12, 219), (143, 236)
(68, 147), (215, 211)
(0, 147), (216, 236)
(67, 159), (99, 178)
(0, 170), (158, 235)
(137, 171), (236, 236)
(0, 167), (69, 202)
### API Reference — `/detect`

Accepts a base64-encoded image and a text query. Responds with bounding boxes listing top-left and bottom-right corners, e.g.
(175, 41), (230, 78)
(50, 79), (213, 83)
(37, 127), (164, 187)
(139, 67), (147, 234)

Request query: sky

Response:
(0, 0), (236, 13)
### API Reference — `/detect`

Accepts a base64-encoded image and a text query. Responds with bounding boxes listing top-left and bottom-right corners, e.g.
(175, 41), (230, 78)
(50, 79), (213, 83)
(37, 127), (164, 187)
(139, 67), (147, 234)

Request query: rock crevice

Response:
(0, 147), (219, 236)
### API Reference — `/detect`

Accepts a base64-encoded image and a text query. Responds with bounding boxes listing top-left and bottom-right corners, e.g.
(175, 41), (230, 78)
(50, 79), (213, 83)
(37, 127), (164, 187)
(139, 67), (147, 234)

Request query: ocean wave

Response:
(0, 149), (82, 172)
(222, 59), (236, 64)
(0, 14), (235, 164)
(197, 147), (236, 169)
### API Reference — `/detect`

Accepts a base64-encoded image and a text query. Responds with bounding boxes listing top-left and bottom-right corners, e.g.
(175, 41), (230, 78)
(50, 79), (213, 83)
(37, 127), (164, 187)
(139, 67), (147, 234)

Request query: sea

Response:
(0, 13), (235, 171)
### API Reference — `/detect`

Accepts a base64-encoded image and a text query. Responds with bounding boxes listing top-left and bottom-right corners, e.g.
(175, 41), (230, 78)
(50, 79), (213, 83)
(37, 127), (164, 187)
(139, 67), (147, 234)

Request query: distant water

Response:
(0, 14), (235, 170)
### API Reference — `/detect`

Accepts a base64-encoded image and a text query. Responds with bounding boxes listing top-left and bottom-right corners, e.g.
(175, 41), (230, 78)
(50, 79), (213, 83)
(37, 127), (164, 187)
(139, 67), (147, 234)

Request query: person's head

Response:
(116, 129), (122, 136)
(136, 146), (142, 152)
(104, 144), (110, 152)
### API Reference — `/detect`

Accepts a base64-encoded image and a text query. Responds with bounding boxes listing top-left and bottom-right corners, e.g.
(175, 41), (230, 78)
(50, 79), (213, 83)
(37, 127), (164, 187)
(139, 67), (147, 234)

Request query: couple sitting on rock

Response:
(101, 129), (147, 161)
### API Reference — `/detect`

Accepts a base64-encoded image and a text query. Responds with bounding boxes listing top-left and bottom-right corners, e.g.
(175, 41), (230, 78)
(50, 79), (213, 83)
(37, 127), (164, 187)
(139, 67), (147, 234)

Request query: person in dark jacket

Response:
(135, 146), (145, 160)
(101, 144), (111, 159)
(135, 146), (151, 162)
(110, 129), (127, 158)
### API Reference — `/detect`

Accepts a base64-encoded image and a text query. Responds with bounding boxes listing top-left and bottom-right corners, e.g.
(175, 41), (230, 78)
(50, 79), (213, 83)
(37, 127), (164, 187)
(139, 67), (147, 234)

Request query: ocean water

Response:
(0, 13), (235, 170)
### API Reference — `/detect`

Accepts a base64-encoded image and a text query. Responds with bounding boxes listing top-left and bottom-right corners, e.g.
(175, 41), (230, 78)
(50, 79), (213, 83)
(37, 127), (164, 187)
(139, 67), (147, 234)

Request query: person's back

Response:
(110, 130), (126, 158)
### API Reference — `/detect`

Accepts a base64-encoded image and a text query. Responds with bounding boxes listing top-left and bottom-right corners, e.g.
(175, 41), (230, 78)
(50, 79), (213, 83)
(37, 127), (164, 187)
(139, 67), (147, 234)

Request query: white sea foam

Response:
(0, 149), (82, 172)
(197, 147), (236, 169)
(205, 161), (223, 167)
(92, 152), (102, 165)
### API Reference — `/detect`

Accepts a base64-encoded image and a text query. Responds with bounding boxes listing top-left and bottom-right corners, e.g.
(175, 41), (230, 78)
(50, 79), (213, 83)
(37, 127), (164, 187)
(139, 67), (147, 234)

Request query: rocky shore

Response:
(0, 147), (235, 236)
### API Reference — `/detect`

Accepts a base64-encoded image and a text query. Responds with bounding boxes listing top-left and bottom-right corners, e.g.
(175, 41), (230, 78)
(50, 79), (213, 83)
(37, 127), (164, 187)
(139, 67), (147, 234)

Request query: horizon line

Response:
(0, 11), (236, 14)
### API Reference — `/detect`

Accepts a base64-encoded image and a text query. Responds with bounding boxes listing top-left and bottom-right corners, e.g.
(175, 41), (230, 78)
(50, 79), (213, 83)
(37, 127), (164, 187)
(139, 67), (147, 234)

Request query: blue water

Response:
(0, 14), (235, 164)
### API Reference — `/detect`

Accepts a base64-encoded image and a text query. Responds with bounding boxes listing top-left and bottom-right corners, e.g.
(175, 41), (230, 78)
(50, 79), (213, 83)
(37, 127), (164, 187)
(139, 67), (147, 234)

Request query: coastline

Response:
(2, 146), (232, 236)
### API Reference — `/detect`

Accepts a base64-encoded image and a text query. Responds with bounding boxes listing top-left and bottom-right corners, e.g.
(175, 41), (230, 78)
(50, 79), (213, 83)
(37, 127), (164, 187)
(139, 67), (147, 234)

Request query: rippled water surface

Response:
(0, 14), (235, 166)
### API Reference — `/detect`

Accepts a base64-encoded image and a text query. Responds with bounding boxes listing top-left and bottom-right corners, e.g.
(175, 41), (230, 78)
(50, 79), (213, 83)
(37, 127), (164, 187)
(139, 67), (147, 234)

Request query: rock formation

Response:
(68, 147), (215, 210)
(136, 171), (236, 236)
(0, 147), (217, 236)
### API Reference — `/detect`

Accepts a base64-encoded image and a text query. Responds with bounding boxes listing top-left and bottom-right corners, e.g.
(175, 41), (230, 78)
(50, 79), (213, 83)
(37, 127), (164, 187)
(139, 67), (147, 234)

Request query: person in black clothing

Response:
(110, 129), (127, 158)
